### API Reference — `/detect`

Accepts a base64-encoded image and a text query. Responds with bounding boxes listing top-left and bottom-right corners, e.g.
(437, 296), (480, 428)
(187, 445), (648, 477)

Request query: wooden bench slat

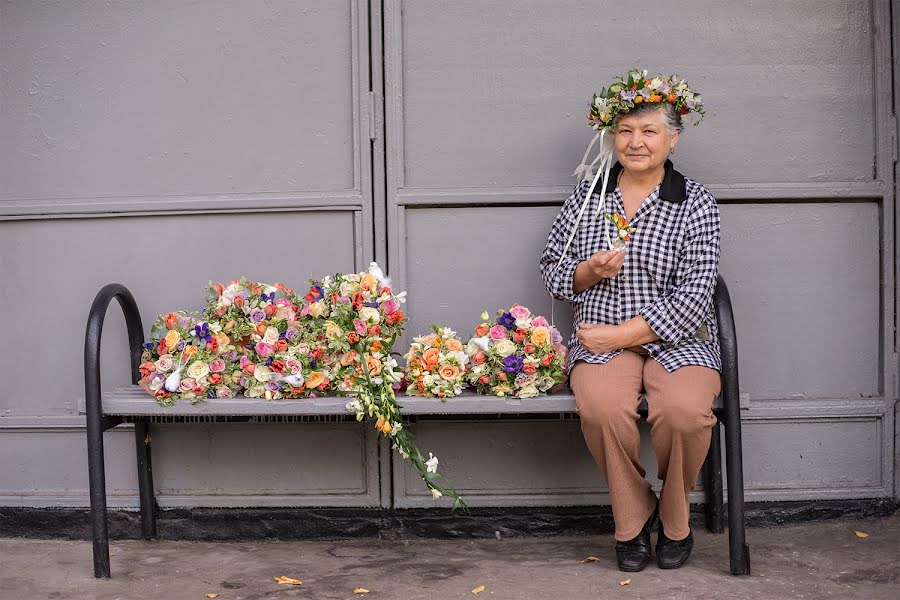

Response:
(81, 385), (722, 417)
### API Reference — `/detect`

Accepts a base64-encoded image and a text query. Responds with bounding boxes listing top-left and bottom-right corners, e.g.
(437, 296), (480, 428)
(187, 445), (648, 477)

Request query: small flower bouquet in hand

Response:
(605, 212), (636, 250)
(403, 325), (469, 399)
(138, 311), (242, 406)
(464, 305), (567, 398)
(299, 262), (466, 509)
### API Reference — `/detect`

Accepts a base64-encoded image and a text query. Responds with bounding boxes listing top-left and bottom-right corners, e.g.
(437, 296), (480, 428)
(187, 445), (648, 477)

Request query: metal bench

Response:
(83, 275), (750, 577)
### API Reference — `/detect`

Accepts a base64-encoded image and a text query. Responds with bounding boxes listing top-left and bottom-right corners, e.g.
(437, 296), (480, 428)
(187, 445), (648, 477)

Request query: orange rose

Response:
(444, 338), (463, 352)
(340, 350), (359, 367)
(439, 364), (461, 380)
(182, 345), (198, 359)
(305, 371), (325, 389)
(365, 354), (382, 376)
(471, 351), (485, 365)
(164, 312), (179, 330)
(360, 274), (378, 292)
(475, 325), (489, 337)
(523, 364), (537, 375)
(422, 348), (440, 369)
(530, 326), (551, 346)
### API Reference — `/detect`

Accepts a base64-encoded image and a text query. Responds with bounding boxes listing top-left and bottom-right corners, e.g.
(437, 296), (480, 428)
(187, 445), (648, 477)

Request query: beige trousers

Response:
(570, 350), (720, 542)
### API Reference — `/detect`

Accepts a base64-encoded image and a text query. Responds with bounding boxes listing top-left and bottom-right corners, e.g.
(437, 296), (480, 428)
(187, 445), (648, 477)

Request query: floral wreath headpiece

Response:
(556, 69), (706, 260)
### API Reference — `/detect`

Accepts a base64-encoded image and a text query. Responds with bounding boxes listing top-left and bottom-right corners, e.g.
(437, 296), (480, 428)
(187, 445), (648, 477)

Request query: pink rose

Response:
(381, 299), (398, 315)
(489, 325), (508, 341)
(531, 315), (549, 328)
(353, 319), (368, 335)
(240, 355), (252, 369)
(216, 386), (234, 399)
(255, 342), (275, 358)
(178, 378), (196, 393)
(275, 306), (295, 321)
(510, 304), (531, 320)
(285, 358), (302, 374)
(209, 359), (226, 373)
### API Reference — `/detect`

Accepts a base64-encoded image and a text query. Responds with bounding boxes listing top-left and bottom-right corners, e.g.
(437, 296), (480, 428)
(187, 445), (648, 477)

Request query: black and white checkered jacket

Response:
(539, 159), (721, 375)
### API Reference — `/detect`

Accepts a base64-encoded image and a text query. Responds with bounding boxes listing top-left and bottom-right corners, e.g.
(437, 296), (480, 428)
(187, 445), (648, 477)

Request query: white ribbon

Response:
(550, 129), (616, 327)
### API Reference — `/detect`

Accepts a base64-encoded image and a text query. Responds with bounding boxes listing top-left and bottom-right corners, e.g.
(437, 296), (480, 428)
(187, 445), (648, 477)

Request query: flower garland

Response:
(588, 68), (704, 131)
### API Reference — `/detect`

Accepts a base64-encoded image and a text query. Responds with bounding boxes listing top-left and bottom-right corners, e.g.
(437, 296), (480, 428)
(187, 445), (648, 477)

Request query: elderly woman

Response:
(540, 71), (719, 572)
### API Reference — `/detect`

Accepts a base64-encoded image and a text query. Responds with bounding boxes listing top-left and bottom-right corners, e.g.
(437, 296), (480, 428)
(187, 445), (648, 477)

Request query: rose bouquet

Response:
(299, 262), (466, 509)
(403, 325), (469, 399)
(138, 311), (242, 406)
(464, 304), (566, 398)
(204, 278), (300, 345)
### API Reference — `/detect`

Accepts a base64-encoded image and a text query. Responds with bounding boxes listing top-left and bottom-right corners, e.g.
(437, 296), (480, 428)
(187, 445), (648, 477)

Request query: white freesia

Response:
(425, 453), (439, 473)
(431, 488), (443, 499)
(345, 399), (363, 413)
(390, 422), (403, 436)
(469, 336), (491, 353)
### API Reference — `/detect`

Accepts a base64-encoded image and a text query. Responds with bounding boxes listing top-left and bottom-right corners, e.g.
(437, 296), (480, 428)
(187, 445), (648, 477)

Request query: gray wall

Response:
(1, 1), (896, 510)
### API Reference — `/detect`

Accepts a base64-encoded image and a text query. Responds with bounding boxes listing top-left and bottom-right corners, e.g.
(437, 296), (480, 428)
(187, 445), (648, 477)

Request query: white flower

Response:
(345, 399), (363, 414)
(186, 360), (210, 380)
(425, 452), (439, 473)
(493, 339), (516, 357)
(254, 365), (274, 383)
(358, 306), (381, 324)
(431, 488), (443, 500)
(263, 326), (280, 345)
(517, 385), (540, 398)
(390, 422), (403, 436)
(468, 336), (491, 353)
(648, 77), (663, 90)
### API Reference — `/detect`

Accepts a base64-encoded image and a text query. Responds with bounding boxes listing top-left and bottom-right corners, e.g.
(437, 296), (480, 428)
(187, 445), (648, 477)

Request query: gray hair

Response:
(614, 102), (683, 134)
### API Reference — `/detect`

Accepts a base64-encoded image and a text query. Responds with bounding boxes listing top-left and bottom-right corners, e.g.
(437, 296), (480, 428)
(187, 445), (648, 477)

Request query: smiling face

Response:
(613, 107), (679, 176)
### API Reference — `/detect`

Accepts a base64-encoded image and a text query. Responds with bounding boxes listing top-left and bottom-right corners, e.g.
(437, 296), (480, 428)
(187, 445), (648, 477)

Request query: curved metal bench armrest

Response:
(714, 274), (740, 419)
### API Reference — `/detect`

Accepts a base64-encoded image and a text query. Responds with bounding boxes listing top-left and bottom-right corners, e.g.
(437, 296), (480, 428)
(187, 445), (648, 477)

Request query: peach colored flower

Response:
(305, 371), (326, 389)
(530, 326), (551, 346)
(422, 348), (440, 369)
(439, 364), (461, 380)
(444, 338), (463, 352)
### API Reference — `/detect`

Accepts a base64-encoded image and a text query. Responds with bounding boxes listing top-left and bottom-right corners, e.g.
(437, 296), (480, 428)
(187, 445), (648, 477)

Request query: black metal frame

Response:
(84, 276), (750, 577)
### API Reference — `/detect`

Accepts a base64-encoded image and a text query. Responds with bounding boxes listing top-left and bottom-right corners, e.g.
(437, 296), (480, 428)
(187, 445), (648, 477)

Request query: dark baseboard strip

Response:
(1, 498), (897, 541)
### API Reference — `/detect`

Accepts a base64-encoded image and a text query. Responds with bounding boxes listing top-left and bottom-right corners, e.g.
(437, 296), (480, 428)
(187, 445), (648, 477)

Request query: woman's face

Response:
(614, 109), (678, 176)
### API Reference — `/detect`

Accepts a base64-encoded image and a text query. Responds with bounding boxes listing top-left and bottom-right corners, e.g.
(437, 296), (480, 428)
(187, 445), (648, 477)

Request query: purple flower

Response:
(260, 292), (275, 302)
(143, 342), (154, 350)
(498, 312), (515, 330)
(266, 381), (280, 392)
(550, 326), (562, 345)
(620, 90), (637, 102)
(363, 301), (379, 308)
(177, 341), (186, 350)
(226, 350), (239, 361)
(250, 309), (266, 323)
(284, 327), (298, 341)
(503, 355), (524, 373)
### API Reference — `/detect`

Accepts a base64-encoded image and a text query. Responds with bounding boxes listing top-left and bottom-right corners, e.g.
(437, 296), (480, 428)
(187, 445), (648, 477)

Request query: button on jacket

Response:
(539, 159), (721, 375)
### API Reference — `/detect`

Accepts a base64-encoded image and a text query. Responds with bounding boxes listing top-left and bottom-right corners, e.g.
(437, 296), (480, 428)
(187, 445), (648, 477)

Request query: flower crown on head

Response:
(587, 68), (705, 131)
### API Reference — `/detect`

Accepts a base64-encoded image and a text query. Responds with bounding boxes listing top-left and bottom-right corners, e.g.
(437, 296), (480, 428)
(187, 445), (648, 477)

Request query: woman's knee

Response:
(648, 401), (715, 436)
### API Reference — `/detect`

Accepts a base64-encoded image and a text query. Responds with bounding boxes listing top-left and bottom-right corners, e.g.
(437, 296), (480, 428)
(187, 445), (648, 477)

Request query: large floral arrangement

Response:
(588, 68), (704, 131)
(403, 325), (469, 399)
(464, 305), (566, 398)
(138, 311), (242, 406)
(300, 263), (466, 509)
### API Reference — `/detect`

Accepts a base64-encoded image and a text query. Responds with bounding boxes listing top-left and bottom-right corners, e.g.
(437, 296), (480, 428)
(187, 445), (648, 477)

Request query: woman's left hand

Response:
(575, 323), (624, 355)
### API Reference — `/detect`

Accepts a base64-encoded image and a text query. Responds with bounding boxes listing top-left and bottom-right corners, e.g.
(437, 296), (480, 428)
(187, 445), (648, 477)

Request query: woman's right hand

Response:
(586, 249), (625, 279)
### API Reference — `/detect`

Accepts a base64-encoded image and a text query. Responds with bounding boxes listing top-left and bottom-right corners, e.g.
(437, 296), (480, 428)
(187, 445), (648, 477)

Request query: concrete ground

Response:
(0, 515), (897, 600)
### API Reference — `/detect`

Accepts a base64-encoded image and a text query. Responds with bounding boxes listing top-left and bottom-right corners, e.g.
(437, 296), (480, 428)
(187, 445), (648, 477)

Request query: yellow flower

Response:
(164, 330), (181, 350)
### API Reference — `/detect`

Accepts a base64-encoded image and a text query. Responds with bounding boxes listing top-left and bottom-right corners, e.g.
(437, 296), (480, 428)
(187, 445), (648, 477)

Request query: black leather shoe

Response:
(614, 504), (659, 572)
(656, 528), (694, 569)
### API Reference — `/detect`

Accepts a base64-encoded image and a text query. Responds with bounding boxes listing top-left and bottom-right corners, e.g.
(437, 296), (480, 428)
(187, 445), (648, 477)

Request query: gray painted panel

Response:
(150, 423), (381, 507)
(740, 418), (882, 490)
(0, 0), (356, 199)
(401, 202), (880, 400)
(0, 211), (356, 417)
(395, 0), (874, 189)
(0, 428), (140, 508)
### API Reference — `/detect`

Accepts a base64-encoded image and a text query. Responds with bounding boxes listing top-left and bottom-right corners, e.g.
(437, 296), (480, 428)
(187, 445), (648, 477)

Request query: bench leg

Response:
(703, 421), (725, 533)
(86, 410), (111, 578)
(134, 419), (157, 539)
(723, 413), (751, 575)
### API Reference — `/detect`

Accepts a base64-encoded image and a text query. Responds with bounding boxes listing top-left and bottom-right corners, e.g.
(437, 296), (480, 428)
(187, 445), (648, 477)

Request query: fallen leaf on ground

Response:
(206, 595), (219, 599)
(472, 585), (486, 595)
(619, 579), (632, 586)
(854, 530), (869, 538)
(580, 556), (601, 563)
(274, 576), (303, 585)
(353, 589), (370, 595)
